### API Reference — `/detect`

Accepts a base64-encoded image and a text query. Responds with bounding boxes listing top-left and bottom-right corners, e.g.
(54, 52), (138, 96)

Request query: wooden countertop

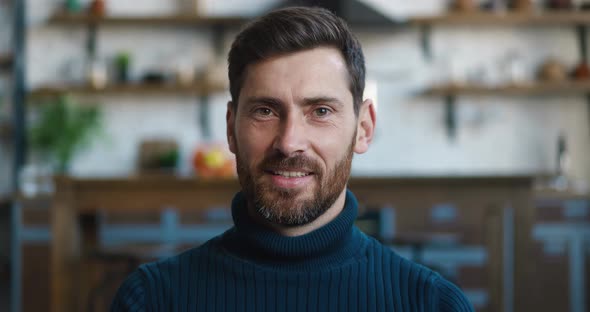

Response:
(54, 174), (534, 186)
(534, 188), (590, 200)
(49, 174), (536, 312)
(13, 176), (590, 207)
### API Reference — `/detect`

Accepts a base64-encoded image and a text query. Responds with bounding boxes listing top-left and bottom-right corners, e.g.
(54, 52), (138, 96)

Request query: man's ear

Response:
(226, 101), (237, 154)
(354, 99), (376, 154)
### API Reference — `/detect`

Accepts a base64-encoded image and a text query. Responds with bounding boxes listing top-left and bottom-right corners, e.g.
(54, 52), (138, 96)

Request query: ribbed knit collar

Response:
(220, 189), (365, 269)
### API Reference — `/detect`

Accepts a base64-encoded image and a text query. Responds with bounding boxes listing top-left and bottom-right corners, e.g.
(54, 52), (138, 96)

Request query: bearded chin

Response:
(236, 141), (354, 227)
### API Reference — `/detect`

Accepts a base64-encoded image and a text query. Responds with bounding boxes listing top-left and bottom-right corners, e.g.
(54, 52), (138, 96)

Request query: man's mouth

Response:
(267, 170), (313, 178)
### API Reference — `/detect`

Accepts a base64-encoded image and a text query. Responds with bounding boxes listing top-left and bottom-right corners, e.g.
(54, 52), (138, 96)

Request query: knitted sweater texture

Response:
(111, 190), (474, 312)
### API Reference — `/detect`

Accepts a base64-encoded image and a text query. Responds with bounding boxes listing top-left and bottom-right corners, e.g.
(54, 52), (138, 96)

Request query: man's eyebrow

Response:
(244, 96), (283, 107)
(244, 96), (344, 108)
(303, 96), (344, 107)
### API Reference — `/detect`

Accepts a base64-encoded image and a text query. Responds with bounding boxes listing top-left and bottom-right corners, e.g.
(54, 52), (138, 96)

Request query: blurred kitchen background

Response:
(1, 0), (590, 311)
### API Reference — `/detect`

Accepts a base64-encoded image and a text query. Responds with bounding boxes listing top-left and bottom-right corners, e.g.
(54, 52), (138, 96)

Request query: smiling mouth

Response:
(267, 170), (313, 178)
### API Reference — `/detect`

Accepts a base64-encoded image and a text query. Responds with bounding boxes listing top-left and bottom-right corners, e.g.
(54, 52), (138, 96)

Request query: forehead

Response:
(238, 47), (353, 108)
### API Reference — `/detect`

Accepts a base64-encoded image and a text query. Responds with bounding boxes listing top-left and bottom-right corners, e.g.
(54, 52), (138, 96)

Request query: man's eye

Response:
(255, 108), (273, 116)
(314, 107), (330, 117)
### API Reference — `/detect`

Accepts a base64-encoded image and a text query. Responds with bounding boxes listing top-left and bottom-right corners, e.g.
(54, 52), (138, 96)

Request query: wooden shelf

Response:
(410, 11), (590, 26)
(48, 11), (590, 27)
(30, 81), (227, 97)
(48, 12), (247, 26)
(424, 81), (590, 96)
(52, 11), (590, 27)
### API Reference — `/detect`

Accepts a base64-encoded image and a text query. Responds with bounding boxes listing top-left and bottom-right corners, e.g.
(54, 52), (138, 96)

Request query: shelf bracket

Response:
(420, 24), (432, 61)
(86, 21), (98, 63)
(196, 24), (227, 141)
(576, 24), (588, 63)
(211, 24), (226, 58)
(577, 25), (590, 138)
(444, 95), (457, 141)
(199, 95), (211, 140)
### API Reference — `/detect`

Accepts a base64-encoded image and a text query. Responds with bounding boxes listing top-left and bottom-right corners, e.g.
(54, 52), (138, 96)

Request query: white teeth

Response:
(274, 171), (309, 178)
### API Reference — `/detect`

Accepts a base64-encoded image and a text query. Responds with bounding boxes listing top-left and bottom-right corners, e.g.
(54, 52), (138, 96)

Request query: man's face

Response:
(227, 47), (373, 226)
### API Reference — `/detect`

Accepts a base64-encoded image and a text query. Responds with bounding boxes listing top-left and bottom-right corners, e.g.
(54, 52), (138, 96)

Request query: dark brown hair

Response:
(228, 6), (365, 115)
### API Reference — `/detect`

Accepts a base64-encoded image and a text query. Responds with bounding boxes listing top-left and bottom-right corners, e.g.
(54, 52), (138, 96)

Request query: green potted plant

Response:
(28, 94), (102, 174)
(114, 51), (131, 83)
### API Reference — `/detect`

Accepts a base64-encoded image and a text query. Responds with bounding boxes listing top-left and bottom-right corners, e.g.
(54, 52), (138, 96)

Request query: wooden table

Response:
(51, 175), (534, 312)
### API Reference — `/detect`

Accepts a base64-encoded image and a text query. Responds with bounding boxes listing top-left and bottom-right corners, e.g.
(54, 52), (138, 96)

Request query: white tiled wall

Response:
(12, 0), (590, 185)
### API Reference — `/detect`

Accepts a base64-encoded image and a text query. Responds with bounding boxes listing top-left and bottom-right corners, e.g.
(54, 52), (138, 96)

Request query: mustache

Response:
(259, 153), (322, 174)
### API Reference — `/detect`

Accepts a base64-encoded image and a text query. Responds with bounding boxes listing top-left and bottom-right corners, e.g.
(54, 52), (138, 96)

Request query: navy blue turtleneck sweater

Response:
(111, 190), (473, 311)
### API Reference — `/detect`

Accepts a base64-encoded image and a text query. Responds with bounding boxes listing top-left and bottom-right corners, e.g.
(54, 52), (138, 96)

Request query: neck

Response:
(222, 189), (363, 269)
(248, 188), (348, 237)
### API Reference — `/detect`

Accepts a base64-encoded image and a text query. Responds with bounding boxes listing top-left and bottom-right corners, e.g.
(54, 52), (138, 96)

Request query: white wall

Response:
(23, 0), (590, 186)
(352, 26), (590, 181)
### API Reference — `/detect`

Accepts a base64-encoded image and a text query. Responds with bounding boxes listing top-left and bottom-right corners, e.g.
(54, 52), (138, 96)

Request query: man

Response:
(112, 6), (473, 311)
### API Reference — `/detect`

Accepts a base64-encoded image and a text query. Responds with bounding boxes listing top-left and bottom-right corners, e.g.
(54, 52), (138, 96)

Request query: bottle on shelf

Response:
(114, 51), (131, 84)
(88, 58), (107, 89)
(537, 58), (568, 82)
(571, 62), (590, 80)
(511, 0), (535, 11)
(452, 0), (479, 12)
(546, 0), (573, 10)
(551, 132), (570, 191)
(64, 0), (82, 13)
(89, 0), (106, 17)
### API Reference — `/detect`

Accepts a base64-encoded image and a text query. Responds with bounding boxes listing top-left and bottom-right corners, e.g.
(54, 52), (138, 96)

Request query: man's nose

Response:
(272, 114), (308, 156)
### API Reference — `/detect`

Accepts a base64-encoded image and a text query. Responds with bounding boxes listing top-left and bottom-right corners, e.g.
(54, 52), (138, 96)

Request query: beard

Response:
(235, 138), (355, 227)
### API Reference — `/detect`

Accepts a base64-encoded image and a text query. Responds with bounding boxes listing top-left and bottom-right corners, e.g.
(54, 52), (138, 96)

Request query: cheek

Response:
(309, 127), (354, 166)
(235, 122), (275, 162)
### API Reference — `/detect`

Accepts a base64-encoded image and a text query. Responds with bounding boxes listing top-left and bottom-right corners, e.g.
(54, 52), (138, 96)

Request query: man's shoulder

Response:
(363, 236), (474, 311)
(429, 275), (474, 312)
(111, 235), (226, 311)
(362, 234), (433, 273)
(139, 234), (223, 278)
